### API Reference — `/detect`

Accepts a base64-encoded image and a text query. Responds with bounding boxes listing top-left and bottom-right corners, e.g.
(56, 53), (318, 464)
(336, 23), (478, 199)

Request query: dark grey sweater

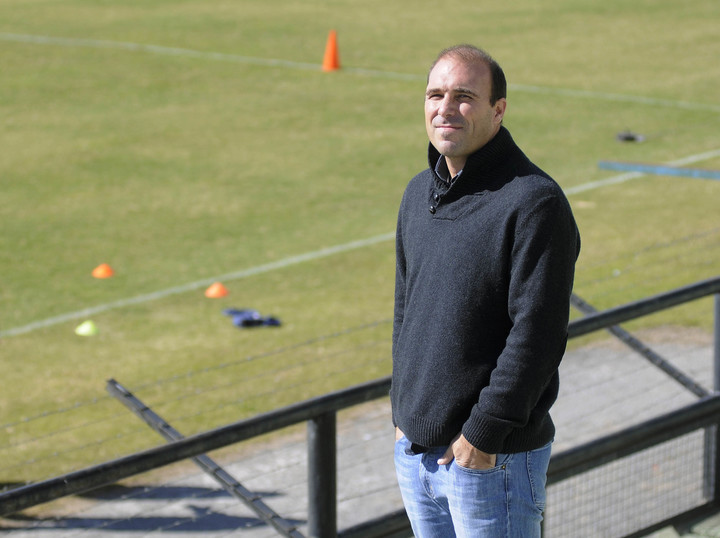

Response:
(391, 126), (580, 455)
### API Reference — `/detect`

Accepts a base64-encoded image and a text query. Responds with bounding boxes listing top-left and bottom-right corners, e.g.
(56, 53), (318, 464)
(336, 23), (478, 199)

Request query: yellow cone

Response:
(75, 320), (98, 336)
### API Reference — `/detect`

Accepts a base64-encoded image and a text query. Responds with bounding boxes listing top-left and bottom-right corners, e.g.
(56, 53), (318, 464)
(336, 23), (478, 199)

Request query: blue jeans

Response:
(394, 436), (551, 537)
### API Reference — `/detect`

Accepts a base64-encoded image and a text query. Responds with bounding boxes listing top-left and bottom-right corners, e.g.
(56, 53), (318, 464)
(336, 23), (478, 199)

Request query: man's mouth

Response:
(436, 124), (461, 131)
(435, 124), (462, 138)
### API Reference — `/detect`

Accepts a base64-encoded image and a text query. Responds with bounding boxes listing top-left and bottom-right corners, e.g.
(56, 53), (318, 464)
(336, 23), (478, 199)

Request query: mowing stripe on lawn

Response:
(4, 147), (719, 338)
(2, 32), (720, 113)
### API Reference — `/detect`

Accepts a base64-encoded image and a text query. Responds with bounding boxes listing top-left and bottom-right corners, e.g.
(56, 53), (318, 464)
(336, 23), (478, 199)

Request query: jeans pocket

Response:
(527, 443), (552, 512)
(453, 452), (511, 473)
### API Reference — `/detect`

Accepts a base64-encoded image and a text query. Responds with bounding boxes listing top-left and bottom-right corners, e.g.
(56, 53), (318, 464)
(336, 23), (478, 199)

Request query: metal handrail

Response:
(568, 276), (720, 338)
(547, 393), (720, 484)
(0, 376), (391, 516)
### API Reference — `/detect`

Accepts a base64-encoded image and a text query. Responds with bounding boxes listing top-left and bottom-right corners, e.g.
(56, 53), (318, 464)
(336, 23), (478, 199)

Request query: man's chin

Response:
(433, 141), (461, 157)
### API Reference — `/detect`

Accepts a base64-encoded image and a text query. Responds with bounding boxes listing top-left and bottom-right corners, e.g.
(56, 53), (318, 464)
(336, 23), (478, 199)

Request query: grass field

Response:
(1, 0), (719, 482)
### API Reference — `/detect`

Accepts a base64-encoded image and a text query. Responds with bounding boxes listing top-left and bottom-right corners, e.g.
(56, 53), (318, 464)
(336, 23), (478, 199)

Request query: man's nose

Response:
(438, 95), (456, 117)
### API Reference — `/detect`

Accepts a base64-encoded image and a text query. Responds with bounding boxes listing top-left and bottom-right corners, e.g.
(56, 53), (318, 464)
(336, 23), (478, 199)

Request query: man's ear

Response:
(494, 98), (507, 125)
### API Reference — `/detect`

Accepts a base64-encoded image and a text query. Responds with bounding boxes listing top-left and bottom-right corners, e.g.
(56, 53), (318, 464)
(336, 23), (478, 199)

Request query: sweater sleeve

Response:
(391, 195), (408, 428)
(392, 198), (407, 360)
(462, 189), (580, 454)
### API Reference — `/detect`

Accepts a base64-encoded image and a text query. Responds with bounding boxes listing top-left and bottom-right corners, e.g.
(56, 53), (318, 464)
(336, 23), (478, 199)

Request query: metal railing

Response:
(1, 275), (719, 537)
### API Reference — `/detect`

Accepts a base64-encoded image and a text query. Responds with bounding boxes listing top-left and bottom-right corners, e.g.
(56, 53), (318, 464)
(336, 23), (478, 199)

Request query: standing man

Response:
(391, 45), (580, 537)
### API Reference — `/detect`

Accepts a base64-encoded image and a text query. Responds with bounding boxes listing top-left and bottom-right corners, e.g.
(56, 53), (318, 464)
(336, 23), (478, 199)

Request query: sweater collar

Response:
(427, 126), (516, 188)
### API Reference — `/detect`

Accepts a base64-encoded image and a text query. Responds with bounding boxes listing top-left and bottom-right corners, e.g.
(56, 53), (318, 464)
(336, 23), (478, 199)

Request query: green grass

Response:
(1, 0), (719, 482)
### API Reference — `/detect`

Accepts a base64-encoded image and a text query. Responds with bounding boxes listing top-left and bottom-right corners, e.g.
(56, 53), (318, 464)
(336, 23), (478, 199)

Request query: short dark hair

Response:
(429, 45), (507, 105)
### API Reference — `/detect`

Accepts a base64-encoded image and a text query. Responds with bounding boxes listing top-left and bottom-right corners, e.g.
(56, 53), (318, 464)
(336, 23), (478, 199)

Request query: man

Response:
(391, 45), (581, 537)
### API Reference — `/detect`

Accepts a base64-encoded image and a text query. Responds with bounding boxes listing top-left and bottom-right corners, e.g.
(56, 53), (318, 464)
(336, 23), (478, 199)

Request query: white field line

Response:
(0, 32), (322, 71)
(5, 146), (718, 338)
(511, 84), (720, 114)
(2, 32), (720, 113)
(0, 232), (395, 338)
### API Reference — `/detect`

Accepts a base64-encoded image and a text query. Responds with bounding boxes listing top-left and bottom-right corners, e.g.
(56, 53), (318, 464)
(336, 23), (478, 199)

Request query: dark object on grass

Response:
(616, 130), (646, 142)
(223, 308), (281, 328)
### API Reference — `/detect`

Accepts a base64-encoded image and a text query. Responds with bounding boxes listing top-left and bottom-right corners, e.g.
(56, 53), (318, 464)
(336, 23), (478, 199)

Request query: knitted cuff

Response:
(462, 411), (513, 454)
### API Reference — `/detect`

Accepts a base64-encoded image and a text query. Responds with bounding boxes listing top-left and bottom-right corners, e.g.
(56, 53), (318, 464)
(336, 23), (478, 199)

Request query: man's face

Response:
(424, 56), (506, 175)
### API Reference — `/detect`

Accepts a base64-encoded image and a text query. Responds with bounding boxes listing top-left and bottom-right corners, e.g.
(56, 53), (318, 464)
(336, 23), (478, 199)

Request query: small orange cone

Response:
(322, 30), (340, 72)
(205, 282), (229, 298)
(92, 263), (114, 279)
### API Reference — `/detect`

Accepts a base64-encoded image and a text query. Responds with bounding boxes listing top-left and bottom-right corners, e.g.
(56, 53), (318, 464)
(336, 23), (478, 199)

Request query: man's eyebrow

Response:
(453, 87), (480, 96)
(425, 87), (480, 97)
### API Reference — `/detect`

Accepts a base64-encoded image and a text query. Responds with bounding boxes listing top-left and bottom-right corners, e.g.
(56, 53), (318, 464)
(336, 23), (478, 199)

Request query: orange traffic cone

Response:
(205, 282), (229, 298)
(92, 263), (114, 279)
(322, 30), (340, 72)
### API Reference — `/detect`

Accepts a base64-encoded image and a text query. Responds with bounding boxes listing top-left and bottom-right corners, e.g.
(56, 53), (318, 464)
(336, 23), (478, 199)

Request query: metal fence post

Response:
(714, 294), (720, 505)
(703, 294), (720, 501)
(714, 293), (720, 394)
(308, 411), (337, 538)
